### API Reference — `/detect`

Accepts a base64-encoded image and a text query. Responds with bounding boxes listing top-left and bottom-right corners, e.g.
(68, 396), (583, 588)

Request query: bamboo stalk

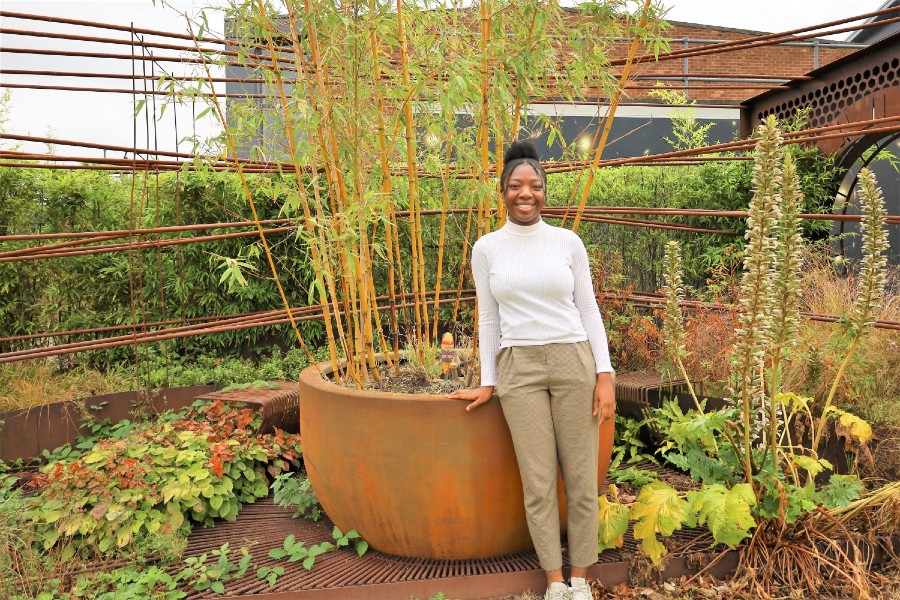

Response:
(477, 0), (493, 239)
(256, 0), (342, 377)
(367, 0), (400, 370)
(299, 0), (363, 382)
(570, 0), (654, 233)
(397, 0), (429, 355)
(181, 12), (317, 372)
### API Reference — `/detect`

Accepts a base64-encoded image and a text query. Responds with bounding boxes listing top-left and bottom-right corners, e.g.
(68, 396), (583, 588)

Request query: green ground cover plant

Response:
(1, 399), (302, 598)
(0, 346), (330, 415)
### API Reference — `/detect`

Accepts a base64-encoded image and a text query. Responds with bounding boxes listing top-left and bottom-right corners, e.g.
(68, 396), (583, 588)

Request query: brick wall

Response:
(600, 21), (859, 104)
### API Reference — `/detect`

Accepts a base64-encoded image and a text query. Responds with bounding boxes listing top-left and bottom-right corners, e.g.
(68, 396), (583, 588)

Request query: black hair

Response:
(499, 139), (547, 193)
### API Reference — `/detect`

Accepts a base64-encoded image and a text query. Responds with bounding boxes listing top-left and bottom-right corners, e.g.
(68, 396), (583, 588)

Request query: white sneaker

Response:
(544, 581), (571, 600)
(568, 576), (592, 600)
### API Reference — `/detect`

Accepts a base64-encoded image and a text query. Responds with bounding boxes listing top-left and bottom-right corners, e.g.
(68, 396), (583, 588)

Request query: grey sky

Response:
(0, 0), (882, 158)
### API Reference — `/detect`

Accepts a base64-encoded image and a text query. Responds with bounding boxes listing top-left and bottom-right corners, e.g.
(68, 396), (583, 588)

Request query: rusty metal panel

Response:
(0, 385), (216, 463)
(741, 32), (900, 154)
(0, 406), (42, 463)
(195, 381), (299, 434)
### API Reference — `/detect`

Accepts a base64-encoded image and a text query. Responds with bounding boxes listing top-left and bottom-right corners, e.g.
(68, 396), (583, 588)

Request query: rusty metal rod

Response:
(4, 290), (897, 363)
(6, 119), (899, 176)
(4, 114), (897, 174)
(6, 205), (897, 265)
(0, 216), (733, 264)
(0, 10), (231, 45)
(0, 226), (297, 263)
(6, 7), (889, 76)
(0, 219), (293, 242)
(546, 122), (900, 173)
(0, 288), (478, 345)
(4, 206), (885, 245)
(0, 293), (478, 362)
(0, 82), (274, 99)
(0, 10), (295, 55)
(0, 67), (813, 84)
(0, 46), (294, 73)
(0, 26), (228, 57)
(621, 292), (900, 331)
(612, 6), (898, 66)
(0, 68), (285, 85)
(0, 79), (791, 97)
(636, 16), (900, 65)
(0, 149), (323, 174)
(0, 233), (123, 258)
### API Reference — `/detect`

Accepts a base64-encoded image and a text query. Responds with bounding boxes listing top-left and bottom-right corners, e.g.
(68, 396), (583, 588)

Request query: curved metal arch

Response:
(833, 132), (900, 259)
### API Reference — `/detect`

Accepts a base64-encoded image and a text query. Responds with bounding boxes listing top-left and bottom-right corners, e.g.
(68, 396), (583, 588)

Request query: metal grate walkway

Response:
(183, 464), (734, 599)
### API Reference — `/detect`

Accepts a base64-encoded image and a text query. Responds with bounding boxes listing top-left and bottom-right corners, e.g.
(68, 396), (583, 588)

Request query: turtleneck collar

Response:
(502, 218), (546, 236)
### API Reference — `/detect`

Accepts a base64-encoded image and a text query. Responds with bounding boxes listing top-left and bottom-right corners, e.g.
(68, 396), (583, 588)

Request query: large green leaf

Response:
(686, 483), (757, 548)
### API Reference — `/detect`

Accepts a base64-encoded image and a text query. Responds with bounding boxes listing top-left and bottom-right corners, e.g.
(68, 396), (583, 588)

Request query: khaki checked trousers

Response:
(496, 341), (600, 572)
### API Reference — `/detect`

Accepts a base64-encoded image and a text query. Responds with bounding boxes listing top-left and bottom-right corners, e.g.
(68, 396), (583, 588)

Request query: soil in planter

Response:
(362, 363), (469, 395)
(339, 346), (479, 395)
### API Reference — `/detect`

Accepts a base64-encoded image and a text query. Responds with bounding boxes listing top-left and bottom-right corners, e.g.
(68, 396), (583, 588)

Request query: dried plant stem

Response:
(822, 481), (900, 530)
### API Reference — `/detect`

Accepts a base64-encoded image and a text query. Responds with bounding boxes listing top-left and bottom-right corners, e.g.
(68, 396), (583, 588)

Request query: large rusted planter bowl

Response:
(298, 361), (615, 560)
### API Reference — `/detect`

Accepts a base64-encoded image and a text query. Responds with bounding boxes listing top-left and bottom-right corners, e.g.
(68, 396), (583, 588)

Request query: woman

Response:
(448, 140), (615, 600)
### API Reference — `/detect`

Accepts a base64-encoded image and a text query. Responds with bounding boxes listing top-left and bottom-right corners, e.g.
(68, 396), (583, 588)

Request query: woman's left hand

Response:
(593, 372), (616, 423)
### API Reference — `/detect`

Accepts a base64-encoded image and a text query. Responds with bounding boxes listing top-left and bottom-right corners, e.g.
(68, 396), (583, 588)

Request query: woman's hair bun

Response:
(504, 139), (540, 164)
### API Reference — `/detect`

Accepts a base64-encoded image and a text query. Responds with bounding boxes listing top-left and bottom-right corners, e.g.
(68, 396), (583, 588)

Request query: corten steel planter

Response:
(298, 361), (615, 560)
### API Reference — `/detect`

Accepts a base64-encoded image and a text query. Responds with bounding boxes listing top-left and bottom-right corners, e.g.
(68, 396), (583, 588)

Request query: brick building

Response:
(225, 12), (866, 159)
(518, 17), (863, 159)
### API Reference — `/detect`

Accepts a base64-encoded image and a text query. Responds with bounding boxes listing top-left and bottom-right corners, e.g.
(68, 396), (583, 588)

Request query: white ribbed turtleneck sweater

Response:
(471, 219), (613, 387)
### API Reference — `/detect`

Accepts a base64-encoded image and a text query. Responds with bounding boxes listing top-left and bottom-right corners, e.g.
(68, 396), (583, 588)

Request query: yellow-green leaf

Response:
(789, 454), (830, 477)
(686, 483), (756, 548)
(835, 410), (873, 445)
(630, 481), (688, 565)
(598, 496), (629, 551)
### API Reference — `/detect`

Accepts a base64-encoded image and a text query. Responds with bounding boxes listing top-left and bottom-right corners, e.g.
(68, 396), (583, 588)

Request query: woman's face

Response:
(503, 163), (545, 226)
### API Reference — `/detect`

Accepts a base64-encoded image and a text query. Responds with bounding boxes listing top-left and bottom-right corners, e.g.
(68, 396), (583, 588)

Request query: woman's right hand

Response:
(446, 386), (495, 412)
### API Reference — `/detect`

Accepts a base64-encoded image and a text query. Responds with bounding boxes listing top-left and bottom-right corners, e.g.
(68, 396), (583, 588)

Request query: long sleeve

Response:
(570, 237), (614, 374)
(471, 221), (614, 385)
(472, 240), (501, 387)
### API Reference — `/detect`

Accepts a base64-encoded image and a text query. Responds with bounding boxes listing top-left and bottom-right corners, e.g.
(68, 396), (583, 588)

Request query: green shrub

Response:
(27, 400), (302, 557)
